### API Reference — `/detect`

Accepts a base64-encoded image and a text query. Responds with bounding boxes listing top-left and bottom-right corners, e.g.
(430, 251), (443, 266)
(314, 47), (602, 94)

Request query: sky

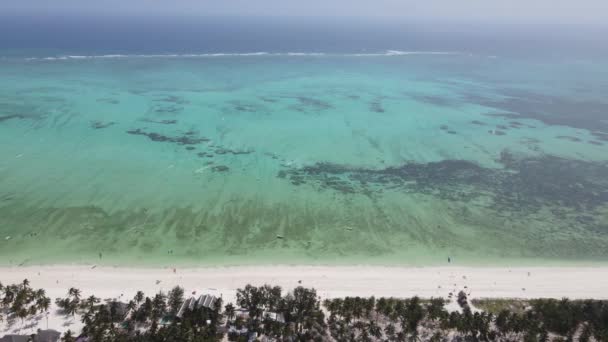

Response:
(2, 0), (608, 27)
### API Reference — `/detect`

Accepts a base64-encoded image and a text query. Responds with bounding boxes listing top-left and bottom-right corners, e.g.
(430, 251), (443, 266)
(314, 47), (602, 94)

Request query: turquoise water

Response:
(1, 53), (607, 266)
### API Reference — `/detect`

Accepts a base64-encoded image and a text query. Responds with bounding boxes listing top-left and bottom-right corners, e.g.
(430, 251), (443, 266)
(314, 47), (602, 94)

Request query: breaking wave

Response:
(21, 50), (466, 61)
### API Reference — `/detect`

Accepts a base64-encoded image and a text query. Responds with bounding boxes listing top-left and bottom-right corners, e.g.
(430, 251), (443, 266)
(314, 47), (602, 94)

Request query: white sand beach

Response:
(1, 265), (608, 336)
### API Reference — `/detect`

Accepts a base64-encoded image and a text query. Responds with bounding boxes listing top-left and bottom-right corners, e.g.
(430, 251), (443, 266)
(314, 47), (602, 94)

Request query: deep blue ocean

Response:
(1, 14), (607, 58)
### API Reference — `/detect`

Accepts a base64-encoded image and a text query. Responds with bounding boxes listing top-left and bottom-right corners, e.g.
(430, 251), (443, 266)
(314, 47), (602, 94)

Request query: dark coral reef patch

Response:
(126, 128), (209, 145)
(278, 151), (608, 213)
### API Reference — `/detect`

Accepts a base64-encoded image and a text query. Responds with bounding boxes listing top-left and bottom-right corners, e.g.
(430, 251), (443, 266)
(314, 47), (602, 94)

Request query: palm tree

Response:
(224, 303), (236, 321)
(61, 330), (76, 342)
(167, 286), (184, 315)
(3, 286), (15, 307)
(385, 323), (397, 341)
(109, 300), (120, 323)
(36, 296), (50, 311)
(429, 331), (443, 342)
(366, 321), (382, 340)
(85, 295), (100, 310)
(135, 290), (145, 305)
(17, 307), (28, 326)
(36, 296), (51, 329)
(236, 284), (264, 320)
(22, 279), (30, 290)
(68, 287), (81, 301)
(66, 300), (78, 317)
(427, 297), (447, 321)
(126, 300), (136, 314)
(151, 292), (167, 321)
(34, 288), (46, 299)
(81, 310), (92, 325)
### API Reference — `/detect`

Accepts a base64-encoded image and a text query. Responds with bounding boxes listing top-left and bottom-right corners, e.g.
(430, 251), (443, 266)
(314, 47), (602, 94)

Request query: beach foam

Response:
(20, 50), (464, 61)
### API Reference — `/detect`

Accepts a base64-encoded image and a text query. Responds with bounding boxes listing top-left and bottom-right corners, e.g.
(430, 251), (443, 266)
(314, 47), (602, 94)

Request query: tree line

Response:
(2, 280), (608, 341)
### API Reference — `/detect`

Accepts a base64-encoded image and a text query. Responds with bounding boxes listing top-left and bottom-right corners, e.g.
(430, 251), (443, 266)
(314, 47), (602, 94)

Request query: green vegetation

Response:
(0, 279), (51, 327)
(2, 281), (608, 341)
(471, 298), (530, 315)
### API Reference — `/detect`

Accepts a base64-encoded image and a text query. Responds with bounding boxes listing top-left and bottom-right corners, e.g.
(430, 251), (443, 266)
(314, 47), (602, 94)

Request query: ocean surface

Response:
(1, 16), (607, 266)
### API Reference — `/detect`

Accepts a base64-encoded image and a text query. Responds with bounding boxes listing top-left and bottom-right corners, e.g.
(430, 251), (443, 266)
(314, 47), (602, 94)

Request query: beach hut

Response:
(187, 296), (196, 311)
(0, 329), (60, 342)
(176, 294), (219, 319)
(196, 294), (217, 310)
(176, 298), (193, 318)
(0, 335), (30, 342)
(34, 330), (61, 342)
(34, 330), (60, 342)
(263, 311), (286, 323)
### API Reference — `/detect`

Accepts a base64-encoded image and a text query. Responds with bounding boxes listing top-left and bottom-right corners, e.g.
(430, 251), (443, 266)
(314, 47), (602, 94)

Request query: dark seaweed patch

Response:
(90, 121), (115, 129)
(509, 121), (525, 129)
(259, 96), (278, 103)
(369, 99), (385, 113)
(282, 96), (332, 113)
(128, 89), (148, 95)
(588, 140), (604, 146)
(214, 148), (254, 156)
(520, 137), (542, 152)
(154, 95), (189, 105)
(126, 128), (209, 145)
(496, 152), (608, 211)
(140, 119), (178, 125)
(211, 165), (230, 172)
(279, 151), (608, 214)
(0, 114), (25, 123)
(185, 146), (196, 151)
(151, 104), (183, 115)
(447, 130), (458, 135)
(197, 152), (214, 158)
(440, 125), (449, 130)
(233, 103), (259, 113)
(471, 89), (608, 133)
(496, 125), (509, 130)
(96, 98), (120, 105)
(410, 94), (457, 107)
(297, 97), (332, 111)
(485, 112), (520, 119)
(592, 131), (608, 142)
(264, 152), (280, 160)
(556, 135), (582, 142)
(471, 120), (486, 125)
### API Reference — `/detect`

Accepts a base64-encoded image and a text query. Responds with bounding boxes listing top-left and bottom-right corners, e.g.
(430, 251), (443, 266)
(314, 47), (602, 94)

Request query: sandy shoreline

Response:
(2, 265), (608, 336)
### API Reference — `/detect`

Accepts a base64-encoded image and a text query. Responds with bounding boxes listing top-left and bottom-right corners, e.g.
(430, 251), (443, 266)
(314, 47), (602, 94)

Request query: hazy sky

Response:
(3, 0), (608, 26)
(0, 0), (608, 23)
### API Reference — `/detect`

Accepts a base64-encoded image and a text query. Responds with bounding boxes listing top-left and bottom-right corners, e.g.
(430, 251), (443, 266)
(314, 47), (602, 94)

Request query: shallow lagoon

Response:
(0, 53), (607, 266)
